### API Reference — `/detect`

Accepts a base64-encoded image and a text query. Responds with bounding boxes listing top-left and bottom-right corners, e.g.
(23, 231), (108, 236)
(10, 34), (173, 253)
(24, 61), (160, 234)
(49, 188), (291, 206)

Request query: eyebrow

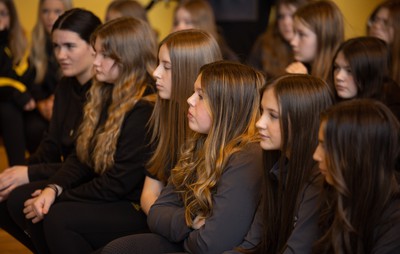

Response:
(265, 107), (279, 113)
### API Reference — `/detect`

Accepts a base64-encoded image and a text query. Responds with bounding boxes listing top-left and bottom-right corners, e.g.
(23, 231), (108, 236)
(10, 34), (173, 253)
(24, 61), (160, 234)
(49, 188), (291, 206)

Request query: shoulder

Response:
(56, 77), (77, 91)
(373, 198), (400, 252)
(383, 80), (400, 101)
(229, 143), (263, 165)
(224, 142), (264, 177)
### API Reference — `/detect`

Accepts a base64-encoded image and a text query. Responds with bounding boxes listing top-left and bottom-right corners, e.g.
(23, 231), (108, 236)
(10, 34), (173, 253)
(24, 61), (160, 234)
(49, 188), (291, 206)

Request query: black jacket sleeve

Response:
(148, 143), (263, 254)
(50, 100), (153, 203)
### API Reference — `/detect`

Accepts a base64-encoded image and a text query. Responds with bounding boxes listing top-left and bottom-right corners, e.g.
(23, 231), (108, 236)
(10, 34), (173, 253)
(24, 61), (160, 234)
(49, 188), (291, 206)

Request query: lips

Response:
(259, 133), (270, 139)
(335, 85), (346, 91)
(187, 111), (193, 119)
(59, 63), (70, 69)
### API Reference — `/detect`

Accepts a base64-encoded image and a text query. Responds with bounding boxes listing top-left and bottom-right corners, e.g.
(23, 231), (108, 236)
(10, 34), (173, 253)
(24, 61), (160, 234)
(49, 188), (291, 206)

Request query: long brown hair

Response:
(76, 17), (157, 174)
(170, 61), (264, 226)
(147, 29), (222, 183)
(313, 99), (400, 253)
(294, 0), (344, 80)
(257, 74), (334, 253)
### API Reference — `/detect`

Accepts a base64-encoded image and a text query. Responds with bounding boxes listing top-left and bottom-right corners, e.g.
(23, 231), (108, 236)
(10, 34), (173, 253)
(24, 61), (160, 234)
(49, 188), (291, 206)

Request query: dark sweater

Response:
(27, 76), (91, 181)
(49, 85), (155, 204)
(0, 29), (35, 108)
(148, 143), (263, 254)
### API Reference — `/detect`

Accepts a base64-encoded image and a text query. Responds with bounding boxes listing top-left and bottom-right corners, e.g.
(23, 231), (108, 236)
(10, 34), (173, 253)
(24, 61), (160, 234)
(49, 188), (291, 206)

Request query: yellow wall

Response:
(14, 0), (381, 43)
(335, 0), (381, 39)
(14, 0), (177, 42)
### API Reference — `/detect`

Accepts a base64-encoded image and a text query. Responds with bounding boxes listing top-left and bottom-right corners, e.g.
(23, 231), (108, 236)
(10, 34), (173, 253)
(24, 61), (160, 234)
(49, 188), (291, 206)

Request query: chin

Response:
(259, 141), (276, 151)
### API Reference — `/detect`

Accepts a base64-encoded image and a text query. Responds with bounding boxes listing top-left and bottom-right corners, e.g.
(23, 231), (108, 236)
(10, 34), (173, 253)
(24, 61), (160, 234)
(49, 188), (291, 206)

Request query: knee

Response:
(8, 184), (33, 214)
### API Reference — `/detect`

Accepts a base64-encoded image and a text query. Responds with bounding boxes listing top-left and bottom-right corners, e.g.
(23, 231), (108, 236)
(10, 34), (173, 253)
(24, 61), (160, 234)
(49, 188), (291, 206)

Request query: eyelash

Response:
(270, 113), (279, 119)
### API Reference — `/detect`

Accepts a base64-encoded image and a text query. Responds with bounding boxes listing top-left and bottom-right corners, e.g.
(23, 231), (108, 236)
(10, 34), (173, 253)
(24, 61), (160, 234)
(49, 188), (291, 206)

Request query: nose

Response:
(153, 65), (161, 79)
(282, 16), (292, 27)
(312, 146), (320, 162)
(187, 93), (195, 107)
(49, 12), (59, 26)
(255, 114), (267, 130)
(93, 54), (101, 67)
(290, 33), (298, 48)
(55, 47), (66, 60)
(335, 68), (345, 82)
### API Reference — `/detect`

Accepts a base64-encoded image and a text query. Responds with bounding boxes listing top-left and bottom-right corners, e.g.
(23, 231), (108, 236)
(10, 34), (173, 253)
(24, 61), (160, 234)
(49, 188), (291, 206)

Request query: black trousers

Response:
(4, 181), (149, 254)
(100, 233), (185, 254)
(0, 102), (48, 166)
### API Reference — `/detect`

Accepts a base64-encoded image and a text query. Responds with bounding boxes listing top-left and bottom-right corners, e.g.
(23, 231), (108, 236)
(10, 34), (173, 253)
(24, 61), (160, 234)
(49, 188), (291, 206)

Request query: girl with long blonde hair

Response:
(15, 16), (157, 254)
(101, 61), (265, 254)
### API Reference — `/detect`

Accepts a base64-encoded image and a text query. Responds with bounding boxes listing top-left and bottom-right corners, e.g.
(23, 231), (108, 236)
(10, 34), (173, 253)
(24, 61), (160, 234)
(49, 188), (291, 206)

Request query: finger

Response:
(23, 204), (34, 215)
(31, 189), (42, 197)
(0, 187), (12, 202)
(32, 216), (44, 224)
(25, 211), (36, 220)
(24, 198), (35, 207)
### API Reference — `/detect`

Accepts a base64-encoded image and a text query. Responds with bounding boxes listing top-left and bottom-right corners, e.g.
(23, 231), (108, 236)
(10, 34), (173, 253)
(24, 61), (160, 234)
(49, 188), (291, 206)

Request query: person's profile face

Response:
(277, 4), (297, 42)
(187, 74), (212, 134)
(333, 51), (357, 99)
(368, 7), (394, 44)
(41, 0), (66, 34)
(256, 88), (282, 151)
(0, 2), (10, 31)
(291, 18), (317, 63)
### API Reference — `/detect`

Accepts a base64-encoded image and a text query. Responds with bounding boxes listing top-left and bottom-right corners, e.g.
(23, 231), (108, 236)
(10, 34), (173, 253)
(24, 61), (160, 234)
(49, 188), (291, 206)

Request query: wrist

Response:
(46, 184), (63, 197)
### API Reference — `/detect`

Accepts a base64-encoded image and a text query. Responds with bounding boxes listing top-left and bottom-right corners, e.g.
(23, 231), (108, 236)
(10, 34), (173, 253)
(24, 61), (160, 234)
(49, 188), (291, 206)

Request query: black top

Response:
(383, 80), (400, 121)
(148, 143), (263, 254)
(49, 84), (155, 204)
(225, 163), (323, 254)
(27, 76), (92, 181)
(0, 29), (35, 108)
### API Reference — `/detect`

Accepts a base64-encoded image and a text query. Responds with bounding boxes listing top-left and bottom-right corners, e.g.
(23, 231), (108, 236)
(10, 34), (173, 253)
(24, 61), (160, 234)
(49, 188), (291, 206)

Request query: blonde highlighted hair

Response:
(30, 0), (72, 84)
(170, 61), (264, 226)
(76, 17), (157, 174)
(147, 29), (222, 183)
